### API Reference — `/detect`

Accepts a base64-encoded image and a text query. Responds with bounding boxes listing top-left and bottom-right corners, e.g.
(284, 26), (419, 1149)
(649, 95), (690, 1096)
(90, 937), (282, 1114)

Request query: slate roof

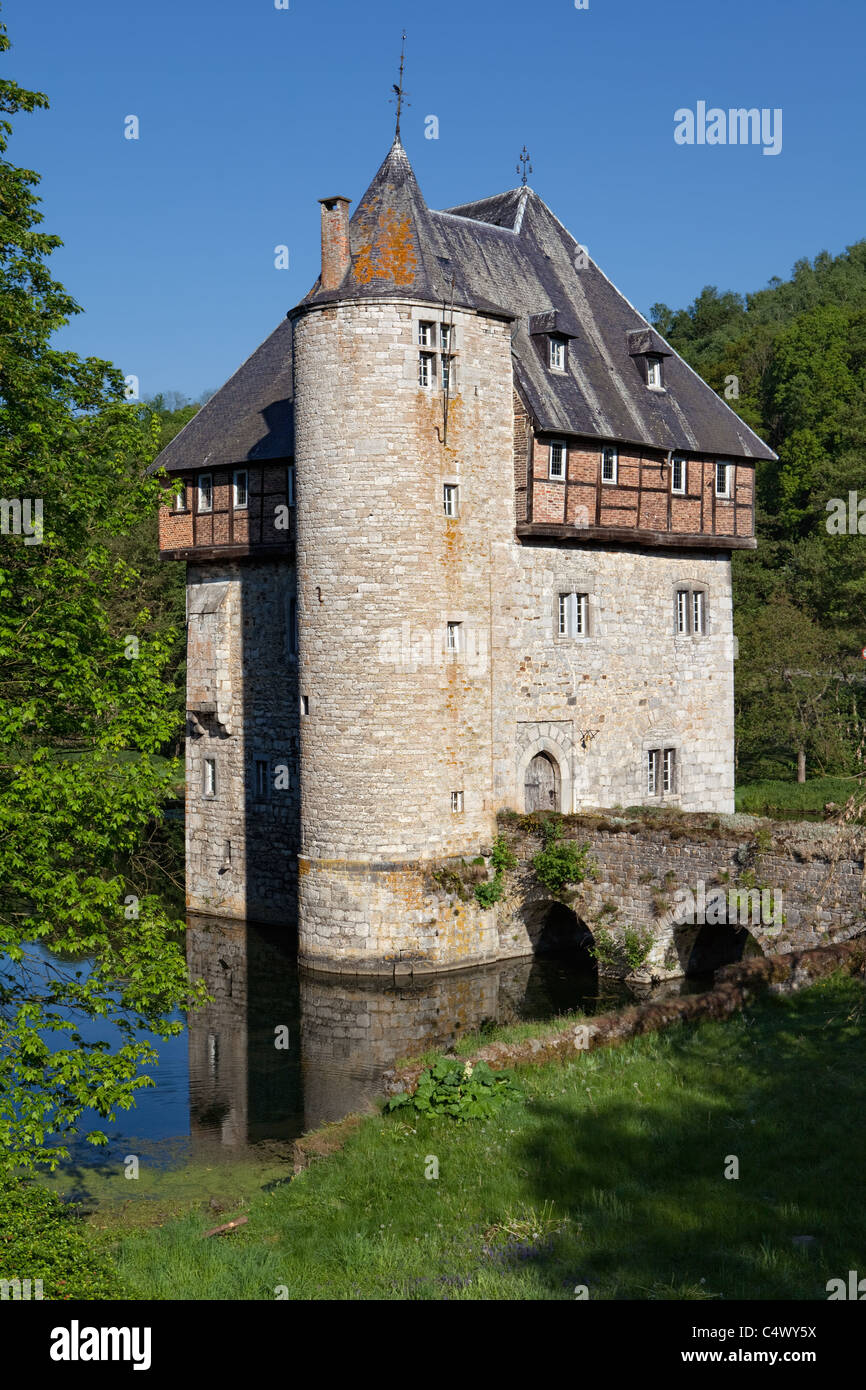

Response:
(155, 138), (775, 474)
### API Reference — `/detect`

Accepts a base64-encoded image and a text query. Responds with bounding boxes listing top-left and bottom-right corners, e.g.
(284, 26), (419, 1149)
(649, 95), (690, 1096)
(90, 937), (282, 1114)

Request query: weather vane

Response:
(391, 31), (410, 141)
(517, 145), (533, 186)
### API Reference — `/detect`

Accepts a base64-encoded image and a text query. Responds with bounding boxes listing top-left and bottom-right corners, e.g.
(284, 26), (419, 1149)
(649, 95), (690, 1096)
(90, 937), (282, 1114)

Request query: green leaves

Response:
(0, 33), (202, 1176)
(532, 819), (593, 898)
(385, 1058), (520, 1124)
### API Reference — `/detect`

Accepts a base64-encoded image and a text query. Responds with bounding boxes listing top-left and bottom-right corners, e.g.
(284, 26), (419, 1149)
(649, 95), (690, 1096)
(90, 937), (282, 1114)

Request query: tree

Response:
(0, 24), (205, 1175)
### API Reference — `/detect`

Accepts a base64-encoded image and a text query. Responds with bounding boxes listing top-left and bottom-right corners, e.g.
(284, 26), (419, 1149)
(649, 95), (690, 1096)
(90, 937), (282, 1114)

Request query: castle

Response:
(156, 133), (775, 975)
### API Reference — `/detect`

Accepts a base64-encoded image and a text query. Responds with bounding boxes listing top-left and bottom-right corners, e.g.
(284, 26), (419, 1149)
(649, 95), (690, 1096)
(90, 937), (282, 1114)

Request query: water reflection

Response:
(185, 918), (702, 1154)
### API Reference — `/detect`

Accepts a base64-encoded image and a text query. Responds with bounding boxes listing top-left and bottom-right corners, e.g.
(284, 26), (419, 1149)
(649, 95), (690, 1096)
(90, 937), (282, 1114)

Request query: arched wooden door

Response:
(524, 752), (559, 812)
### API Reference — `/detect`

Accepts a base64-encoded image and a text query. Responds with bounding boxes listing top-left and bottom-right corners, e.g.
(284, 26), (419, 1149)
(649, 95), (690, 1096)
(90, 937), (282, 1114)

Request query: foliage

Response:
(622, 928), (654, 973)
(473, 834), (516, 908)
(532, 818), (592, 897)
(588, 925), (652, 973)
(385, 1056), (520, 1122)
(0, 1179), (128, 1299)
(0, 28), (207, 1174)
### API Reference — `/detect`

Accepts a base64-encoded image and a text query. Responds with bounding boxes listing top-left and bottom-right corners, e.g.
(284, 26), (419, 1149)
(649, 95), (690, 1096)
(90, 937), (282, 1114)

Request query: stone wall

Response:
(497, 812), (866, 978)
(185, 559), (299, 924)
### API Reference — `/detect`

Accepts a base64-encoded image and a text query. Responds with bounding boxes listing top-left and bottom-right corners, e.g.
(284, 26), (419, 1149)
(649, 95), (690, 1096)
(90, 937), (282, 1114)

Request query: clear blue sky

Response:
(4, 0), (864, 402)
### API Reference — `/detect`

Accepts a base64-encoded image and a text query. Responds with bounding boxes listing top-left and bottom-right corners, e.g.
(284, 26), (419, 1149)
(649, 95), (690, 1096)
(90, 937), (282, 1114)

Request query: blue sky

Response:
(4, 0), (864, 402)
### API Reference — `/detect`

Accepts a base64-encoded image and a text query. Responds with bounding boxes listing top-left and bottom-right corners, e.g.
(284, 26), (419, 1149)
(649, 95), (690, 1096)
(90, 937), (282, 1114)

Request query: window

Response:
(254, 758), (269, 800)
(300, 695), (309, 715)
(549, 439), (566, 481)
(558, 591), (589, 638)
(715, 460), (732, 498)
(549, 336), (566, 371)
(233, 470), (248, 509)
(692, 589), (705, 634)
(287, 465), (295, 507)
(174, 482), (187, 511)
(443, 484), (459, 518)
(419, 352), (435, 387)
(647, 747), (676, 797)
(646, 355), (663, 388)
(446, 621), (461, 653)
(203, 758), (217, 798)
(418, 321), (434, 347)
(286, 596), (298, 656)
(441, 354), (454, 393)
(197, 473), (213, 513)
(440, 323), (452, 352)
(675, 587), (707, 636)
(601, 445), (618, 484)
(450, 790), (464, 814)
(676, 589), (689, 635)
(671, 455), (687, 494)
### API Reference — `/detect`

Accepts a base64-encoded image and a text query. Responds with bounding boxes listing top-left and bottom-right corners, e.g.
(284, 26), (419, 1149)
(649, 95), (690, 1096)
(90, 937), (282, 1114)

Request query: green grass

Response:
(735, 776), (864, 819)
(100, 972), (866, 1300)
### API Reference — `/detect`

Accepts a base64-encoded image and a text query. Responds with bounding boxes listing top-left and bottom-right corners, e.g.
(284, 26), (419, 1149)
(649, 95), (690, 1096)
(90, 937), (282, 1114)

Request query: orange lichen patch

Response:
(353, 209), (418, 287)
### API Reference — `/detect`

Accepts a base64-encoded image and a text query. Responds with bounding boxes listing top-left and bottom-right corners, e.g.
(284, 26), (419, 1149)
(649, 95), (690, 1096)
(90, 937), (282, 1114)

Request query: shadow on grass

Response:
(503, 977), (866, 1299)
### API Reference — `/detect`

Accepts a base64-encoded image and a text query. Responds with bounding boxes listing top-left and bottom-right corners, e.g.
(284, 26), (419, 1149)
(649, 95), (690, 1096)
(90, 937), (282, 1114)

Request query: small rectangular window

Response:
(549, 440), (566, 480)
(558, 592), (589, 638)
(254, 758), (269, 800)
(443, 484), (459, 518)
(418, 321), (434, 347)
(204, 758), (217, 797)
(441, 355), (453, 393)
(419, 352), (435, 387)
(300, 695), (309, 716)
(671, 455), (686, 494)
(647, 750), (658, 797)
(676, 589), (689, 634)
(663, 748), (675, 793)
(692, 590), (705, 634)
(646, 356), (662, 388)
(440, 323), (452, 352)
(450, 790), (464, 814)
(233, 470), (248, 509)
(549, 336), (566, 371)
(647, 747), (676, 796)
(446, 621), (461, 653)
(174, 482), (187, 511)
(197, 473), (213, 513)
(287, 465), (295, 507)
(601, 446), (618, 484)
(715, 461), (731, 498)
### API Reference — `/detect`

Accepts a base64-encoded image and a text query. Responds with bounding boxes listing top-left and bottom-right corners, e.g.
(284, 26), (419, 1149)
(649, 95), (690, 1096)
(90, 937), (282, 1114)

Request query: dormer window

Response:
(601, 446), (618, 484)
(646, 355), (663, 389)
(549, 336), (567, 372)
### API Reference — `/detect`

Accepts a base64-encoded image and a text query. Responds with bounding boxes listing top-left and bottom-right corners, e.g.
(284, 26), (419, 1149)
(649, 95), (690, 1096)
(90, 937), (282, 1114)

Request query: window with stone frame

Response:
(675, 586), (707, 636)
(419, 352), (435, 388)
(647, 747), (676, 797)
(558, 591), (589, 638)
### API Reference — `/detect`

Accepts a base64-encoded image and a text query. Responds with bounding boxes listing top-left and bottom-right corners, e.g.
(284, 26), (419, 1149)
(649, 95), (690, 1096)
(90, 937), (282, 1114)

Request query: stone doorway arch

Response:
(524, 751), (560, 812)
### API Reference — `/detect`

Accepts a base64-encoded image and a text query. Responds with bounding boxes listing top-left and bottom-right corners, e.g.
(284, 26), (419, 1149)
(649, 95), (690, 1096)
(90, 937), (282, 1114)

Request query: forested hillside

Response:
(651, 243), (866, 786)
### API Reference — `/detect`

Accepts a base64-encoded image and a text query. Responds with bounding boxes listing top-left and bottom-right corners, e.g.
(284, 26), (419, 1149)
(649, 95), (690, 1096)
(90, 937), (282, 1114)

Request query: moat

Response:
(44, 918), (710, 1175)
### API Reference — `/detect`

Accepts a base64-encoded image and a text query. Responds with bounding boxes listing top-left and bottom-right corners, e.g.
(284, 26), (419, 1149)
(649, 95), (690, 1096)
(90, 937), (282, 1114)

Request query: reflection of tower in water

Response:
(186, 917), (614, 1151)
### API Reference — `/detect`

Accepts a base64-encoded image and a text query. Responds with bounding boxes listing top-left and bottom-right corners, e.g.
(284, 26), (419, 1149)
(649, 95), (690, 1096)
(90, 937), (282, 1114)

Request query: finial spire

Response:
(391, 31), (409, 142)
(517, 145), (533, 187)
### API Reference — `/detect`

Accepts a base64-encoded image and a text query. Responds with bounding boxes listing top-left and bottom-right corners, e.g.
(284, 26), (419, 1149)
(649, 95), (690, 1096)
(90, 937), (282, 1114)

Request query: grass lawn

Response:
(735, 776), (864, 819)
(95, 971), (865, 1301)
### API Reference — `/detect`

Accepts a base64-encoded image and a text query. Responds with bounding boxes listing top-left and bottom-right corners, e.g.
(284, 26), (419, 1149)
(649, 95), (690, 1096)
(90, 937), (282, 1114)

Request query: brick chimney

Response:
(318, 195), (351, 291)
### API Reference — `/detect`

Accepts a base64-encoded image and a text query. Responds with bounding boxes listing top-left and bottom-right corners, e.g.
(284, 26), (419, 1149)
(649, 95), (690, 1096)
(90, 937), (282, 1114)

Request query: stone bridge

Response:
(493, 810), (866, 980)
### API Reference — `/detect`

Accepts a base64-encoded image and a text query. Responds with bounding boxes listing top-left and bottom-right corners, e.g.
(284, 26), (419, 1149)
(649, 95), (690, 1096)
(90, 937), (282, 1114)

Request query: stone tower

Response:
(156, 135), (775, 975)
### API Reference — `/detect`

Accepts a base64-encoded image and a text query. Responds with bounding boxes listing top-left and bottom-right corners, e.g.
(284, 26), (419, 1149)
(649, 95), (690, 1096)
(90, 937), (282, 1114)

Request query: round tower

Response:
(291, 141), (515, 973)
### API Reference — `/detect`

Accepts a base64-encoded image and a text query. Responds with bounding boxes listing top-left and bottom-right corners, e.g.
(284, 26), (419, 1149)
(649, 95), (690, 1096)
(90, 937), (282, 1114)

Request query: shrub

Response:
(532, 819), (593, 897)
(0, 1180), (128, 1300)
(385, 1057), (520, 1122)
(474, 834), (516, 908)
